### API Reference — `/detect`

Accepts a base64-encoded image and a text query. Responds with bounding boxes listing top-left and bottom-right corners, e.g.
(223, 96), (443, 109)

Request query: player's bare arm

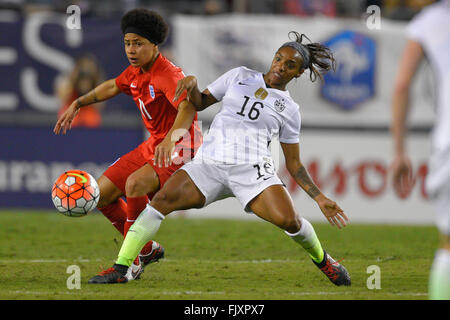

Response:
(54, 79), (121, 135)
(154, 99), (197, 168)
(390, 39), (424, 197)
(281, 142), (348, 228)
(174, 76), (218, 111)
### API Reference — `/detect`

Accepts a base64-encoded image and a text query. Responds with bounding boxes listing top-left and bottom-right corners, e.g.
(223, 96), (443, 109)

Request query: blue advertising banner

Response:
(0, 126), (143, 208)
(321, 30), (376, 111)
(0, 11), (132, 114)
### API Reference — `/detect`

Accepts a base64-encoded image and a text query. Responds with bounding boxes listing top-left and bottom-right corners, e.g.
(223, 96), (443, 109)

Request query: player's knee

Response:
(152, 188), (179, 206)
(125, 176), (144, 196)
(125, 173), (159, 197)
(151, 190), (166, 205)
(280, 215), (301, 234)
(151, 189), (176, 211)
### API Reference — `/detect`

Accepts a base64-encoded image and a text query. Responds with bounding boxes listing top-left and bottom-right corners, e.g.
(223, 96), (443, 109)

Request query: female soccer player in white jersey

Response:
(391, 1), (450, 299)
(89, 31), (351, 286)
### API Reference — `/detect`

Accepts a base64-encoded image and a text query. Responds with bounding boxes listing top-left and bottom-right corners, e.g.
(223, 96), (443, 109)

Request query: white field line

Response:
(289, 291), (428, 296)
(0, 258), (354, 264)
(0, 258), (103, 263)
(7, 290), (427, 297)
(7, 290), (226, 296)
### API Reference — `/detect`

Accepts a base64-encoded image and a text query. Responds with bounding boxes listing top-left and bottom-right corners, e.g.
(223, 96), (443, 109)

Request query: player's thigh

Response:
(151, 170), (205, 215)
(248, 184), (301, 233)
(102, 145), (147, 195)
(97, 175), (123, 208)
(125, 163), (160, 196)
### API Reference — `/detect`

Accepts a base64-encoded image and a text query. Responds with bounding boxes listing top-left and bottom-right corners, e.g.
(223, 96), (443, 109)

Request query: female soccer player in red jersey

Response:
(89, 32), (350, 286)
(54, 9), (202, 280)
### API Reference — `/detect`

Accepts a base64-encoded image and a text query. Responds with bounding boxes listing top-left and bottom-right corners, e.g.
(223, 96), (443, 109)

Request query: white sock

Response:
(285, 217), (324, 263)
(429, 249), (450, 300)
(116, 205), (165, 267)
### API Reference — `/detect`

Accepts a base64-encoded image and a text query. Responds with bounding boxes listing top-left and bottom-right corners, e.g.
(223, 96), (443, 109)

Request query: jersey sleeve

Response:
(406, 6), (432, 42)
(159, 67), (187, 109)
(279, 107), (301, 144)
(115, 66), (133, 95)
(207, 67), (242, 101)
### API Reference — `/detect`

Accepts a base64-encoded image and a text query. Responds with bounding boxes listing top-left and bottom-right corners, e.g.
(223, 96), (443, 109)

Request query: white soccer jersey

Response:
(195, 66), (301, 164)
(407, 1), (450, 194)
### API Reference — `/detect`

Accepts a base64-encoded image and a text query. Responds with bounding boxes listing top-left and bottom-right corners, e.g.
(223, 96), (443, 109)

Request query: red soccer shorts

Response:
(103, 140), (193, 198)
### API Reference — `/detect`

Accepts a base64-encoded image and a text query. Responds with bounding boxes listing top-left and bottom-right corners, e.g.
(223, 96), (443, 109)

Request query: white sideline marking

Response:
(0, 258), (313, 265)
(8, 290), (226, 296)
(0, 258), (102, 263)
(9, 290), (76, 295)
(289, 291), (427, 296)
(1, 258), (360, 264)
(8, 290), (427, 297)
(161, 291), (225, 295)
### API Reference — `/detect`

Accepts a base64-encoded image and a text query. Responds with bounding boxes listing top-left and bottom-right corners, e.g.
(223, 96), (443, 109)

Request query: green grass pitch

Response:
(0, 210), (439, 300)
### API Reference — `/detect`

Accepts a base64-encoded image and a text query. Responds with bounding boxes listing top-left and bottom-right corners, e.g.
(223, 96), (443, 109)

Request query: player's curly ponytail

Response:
(282, 31), (336, 83)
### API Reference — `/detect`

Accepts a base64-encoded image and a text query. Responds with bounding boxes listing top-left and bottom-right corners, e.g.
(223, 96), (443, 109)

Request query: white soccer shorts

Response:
(180, 157), (284, 213)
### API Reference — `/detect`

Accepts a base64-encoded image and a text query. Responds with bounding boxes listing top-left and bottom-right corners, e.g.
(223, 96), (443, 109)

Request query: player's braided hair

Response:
(288, 31), (336, 83)
(121, 8), (168, 45)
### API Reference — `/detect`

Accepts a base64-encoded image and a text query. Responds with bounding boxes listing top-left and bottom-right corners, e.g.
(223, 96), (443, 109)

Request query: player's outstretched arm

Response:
(280, 142), (348, 229)
(390, 39), (424, 197)
(54, 78), (121, 135)
(173, 76), (217, 111)
(154, 99), (197, 168)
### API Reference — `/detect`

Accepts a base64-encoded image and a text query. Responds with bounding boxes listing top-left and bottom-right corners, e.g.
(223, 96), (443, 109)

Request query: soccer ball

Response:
(52, 170), (100, 217)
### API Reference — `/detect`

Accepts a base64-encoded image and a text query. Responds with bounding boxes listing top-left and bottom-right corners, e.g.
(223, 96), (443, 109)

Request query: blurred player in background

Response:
(89, 31), (351, 286)
(54, 8), (203, 280)
(391, 0), (450, 299)
(56, 54), (104, 128)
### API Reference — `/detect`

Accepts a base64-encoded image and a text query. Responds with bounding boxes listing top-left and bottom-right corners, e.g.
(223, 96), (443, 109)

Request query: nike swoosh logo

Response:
(263, 176), (273, 181)
(131, 267), (141, 278)
(238, 82), (248, 85)
(67, 172), (87, 183)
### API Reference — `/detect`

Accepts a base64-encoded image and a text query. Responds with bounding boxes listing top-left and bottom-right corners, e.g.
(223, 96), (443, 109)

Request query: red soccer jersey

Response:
(115, 54), (202, 159)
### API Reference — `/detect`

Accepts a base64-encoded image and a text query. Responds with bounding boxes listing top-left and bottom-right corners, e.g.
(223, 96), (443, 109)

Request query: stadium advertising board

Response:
(0, 11), (131, 115)
(0, 12), (146, 209)
(173, 15), (436, 128)
(180, 132), (434, 225)
(0, 126), (142, 208)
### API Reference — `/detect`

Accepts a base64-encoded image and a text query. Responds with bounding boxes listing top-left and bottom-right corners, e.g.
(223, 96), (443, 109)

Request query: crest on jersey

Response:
(149, 85), (155, 99)
(254, 88), (268, 100)
(274, 98), (286, 112)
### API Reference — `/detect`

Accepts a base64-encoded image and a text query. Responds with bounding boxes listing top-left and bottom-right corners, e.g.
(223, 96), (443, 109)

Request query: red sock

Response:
(140, 241), (154, 256)
(98, 198), (127, 236)
(124, 195), (150, 237)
